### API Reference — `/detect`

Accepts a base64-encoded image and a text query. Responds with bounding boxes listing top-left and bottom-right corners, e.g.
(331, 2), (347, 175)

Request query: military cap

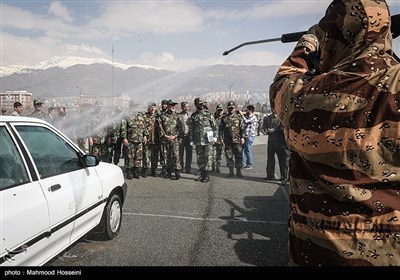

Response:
(227, 101), (236, 108)
(181, 101), (188, 106)
(148, 102), (157, 107)
(194, 97), (204, 105)
(161, 99), (169, 105)
(167, 100), (178, 105)
(216, 104), (223, 110)
(95, 101), (103, 107)
(1, 107), (7, 112)
(33, 98), (44, 105)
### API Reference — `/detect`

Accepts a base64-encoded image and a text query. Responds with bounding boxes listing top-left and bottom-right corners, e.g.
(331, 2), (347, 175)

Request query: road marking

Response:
(123, 212), (286, 224)
(279, 184), (290, 201)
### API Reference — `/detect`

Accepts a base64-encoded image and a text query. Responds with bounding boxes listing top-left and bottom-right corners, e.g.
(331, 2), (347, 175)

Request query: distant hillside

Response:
(0, 57), (279, 101)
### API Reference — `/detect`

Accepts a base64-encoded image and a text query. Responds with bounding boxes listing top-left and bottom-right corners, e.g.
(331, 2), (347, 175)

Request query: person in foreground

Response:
(270, 0), (399, 266)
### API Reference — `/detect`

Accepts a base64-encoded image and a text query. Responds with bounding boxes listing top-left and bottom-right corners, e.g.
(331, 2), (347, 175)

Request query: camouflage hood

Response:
(314, 0), (393, 73)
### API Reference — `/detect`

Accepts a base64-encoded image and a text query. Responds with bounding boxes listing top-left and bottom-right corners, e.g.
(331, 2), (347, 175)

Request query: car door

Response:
(13, 123), (103, 262)
(0, 125), (50, 266)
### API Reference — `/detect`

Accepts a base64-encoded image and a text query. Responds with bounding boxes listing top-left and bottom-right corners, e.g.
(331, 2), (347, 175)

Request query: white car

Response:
(0, 116), (127, 266)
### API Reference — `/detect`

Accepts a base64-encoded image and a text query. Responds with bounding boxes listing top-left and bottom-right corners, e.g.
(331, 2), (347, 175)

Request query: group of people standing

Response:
(112, 97), (271, 183)
(3, 96), (290, 184)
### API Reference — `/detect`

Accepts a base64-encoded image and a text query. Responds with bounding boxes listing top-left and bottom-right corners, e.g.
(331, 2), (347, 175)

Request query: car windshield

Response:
(16, 125), (82, 178)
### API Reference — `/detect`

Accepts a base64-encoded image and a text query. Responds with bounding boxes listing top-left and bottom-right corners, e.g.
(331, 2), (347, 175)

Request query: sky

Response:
(1, 0), (399, 71)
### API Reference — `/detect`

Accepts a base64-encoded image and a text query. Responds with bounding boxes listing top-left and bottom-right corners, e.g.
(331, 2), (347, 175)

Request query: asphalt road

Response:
(48, 135), (290, 267)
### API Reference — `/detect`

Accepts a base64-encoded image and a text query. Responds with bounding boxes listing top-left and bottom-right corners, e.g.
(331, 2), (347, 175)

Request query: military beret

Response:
(227, 101), (235, 108)
(194, 97), (204, 105)
(34, 98), (44, 105)
(167, 100), (178, 105)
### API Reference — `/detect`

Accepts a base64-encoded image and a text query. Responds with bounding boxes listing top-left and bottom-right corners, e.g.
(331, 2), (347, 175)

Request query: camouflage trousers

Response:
(224, 143), (243, 168)
(212, 143), (224, 167)
(160, 140), (181, 171)
(158, 144), (165, 168)
(113, 138), (123, 165)
(125, 142), (143, 168)
(92, 143), (112, 162)
(143, 143), (159, 169)
(196, 145), (213, 171)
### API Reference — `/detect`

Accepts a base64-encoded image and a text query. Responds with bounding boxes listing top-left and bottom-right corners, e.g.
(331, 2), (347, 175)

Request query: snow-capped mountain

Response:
(0, 56), (160, 78)
(0, 64), (30, 78)
(1, 56), (278, 99)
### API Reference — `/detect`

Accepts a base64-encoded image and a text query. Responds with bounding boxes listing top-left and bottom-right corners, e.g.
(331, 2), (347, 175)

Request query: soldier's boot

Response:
(172, 171), (180, 180)
(133, 167), (140, 179)
(141, 168), (148, 178)
(165, 169), (172, 179)
(201, 171), (210, 183)
(151, 168), (157, 177)
(216, 163), (221, 173)
(126, 168), (133, 180)
(160, 167), (166, 175)
(226, 167), (234, 178)
(236, 168), (244, 178)
(195, 170), (204, 181)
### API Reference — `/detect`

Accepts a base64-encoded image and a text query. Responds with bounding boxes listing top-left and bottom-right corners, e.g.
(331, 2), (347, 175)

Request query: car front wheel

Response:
(101, 194), (122, 240)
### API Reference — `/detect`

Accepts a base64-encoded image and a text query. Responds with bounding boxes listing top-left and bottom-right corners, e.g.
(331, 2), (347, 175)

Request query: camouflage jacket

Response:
(269, 0), (400, 266)
(111, 112), (125, 143)
(90, 115), (114, 145)
(121, 112), (149, 143)
(219, 112), (244, 144)
(143, 112), (158, 145)
(158, 110), (179, 143)
(29, 110), (52, 122)
(213, 113), (224, 144)
(189, 110), (217, 146)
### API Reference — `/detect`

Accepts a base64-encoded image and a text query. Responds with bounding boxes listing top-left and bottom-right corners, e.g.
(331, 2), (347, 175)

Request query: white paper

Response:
(207, 131), (214, 142)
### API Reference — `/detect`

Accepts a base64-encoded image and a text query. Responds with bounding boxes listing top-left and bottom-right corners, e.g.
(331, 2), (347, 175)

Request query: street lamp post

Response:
(76, 86), (82, 96)
(76, 86), (83, 106)
(228, 83), (234, 100)
(229, 83), (233, 94)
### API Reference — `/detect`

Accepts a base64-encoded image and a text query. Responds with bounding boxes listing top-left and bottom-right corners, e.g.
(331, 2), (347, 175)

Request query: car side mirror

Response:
(83, 155), (100, 167)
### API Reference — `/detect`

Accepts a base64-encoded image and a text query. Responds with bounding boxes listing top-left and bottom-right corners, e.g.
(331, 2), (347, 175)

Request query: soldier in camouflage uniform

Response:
(75, 107), (92, 153)
(158, 99), (169, 175)
(189, 98), (217, 183)
(212, 104), (224, 173)
(121, 108), (148, 179)
(90, 102), (114, 162)
(219, 101), (245, 178)
(177, 101), (193, 174)
(111, 105), (124, 165)
(159, 100), (181, 180)
(142, 102), (159, 177)
(29, 99), (52, 122)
